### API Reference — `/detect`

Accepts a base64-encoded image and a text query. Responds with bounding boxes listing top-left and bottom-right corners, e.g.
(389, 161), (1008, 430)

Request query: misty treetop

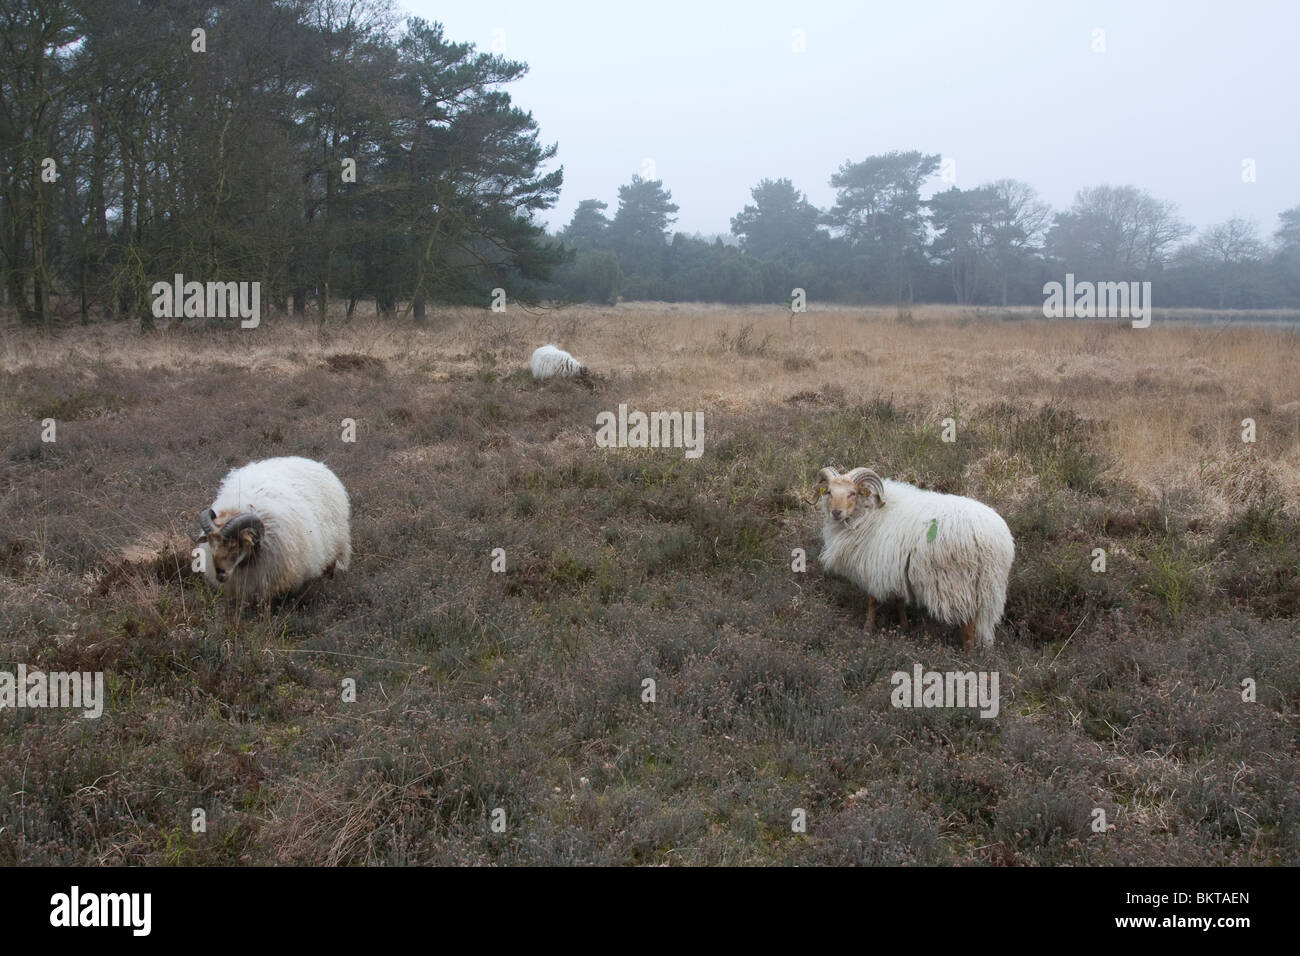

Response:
(3, 1), (1298, 324)
(553, 158), (1300, 309)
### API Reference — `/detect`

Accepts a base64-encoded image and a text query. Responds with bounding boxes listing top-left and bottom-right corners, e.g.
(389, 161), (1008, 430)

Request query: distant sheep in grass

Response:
(196, 456), (350, 601)
(530, 344), (586, 381)
(816, 465), (1014, 650)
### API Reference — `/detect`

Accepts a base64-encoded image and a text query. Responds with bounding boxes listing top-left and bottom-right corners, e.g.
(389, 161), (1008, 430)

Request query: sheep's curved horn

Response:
(221, 513), (265, 545)
(845, 467), (885, 504)
(810, 466), (840, 503)
(199, 508), (216, 536)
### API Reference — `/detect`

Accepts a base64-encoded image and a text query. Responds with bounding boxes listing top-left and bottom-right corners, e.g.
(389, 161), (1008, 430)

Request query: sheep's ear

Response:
(815, 466), (838, 496)
(237, 529), (259, 549)
(846, 468), (885, 506)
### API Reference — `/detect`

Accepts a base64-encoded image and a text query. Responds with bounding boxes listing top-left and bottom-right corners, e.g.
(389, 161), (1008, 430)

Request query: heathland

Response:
(1, 303), (1296, 864)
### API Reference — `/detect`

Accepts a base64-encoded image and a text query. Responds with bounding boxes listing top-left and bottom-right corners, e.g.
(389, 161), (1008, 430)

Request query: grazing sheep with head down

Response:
(530, 344), (585, 381)
(816, 466), (1014, 650)
(197, 456), (351, 601)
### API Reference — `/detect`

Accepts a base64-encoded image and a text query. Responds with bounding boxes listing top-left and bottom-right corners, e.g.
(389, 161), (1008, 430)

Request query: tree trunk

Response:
(32, 197), (48, 331)
(8, 266), (30, 324)
(80, 256), (89, 324)
(91, 105), (108, 241)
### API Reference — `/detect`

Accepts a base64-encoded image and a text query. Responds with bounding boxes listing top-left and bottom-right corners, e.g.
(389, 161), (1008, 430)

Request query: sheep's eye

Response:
(848, 491), (857, 498)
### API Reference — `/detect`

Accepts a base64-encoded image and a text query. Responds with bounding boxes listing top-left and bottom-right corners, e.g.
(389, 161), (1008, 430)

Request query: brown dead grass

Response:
(5, 302), (1296, 516)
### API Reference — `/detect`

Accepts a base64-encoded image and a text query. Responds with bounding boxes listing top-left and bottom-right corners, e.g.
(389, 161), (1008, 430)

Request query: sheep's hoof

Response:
(961, 621), (976, 652)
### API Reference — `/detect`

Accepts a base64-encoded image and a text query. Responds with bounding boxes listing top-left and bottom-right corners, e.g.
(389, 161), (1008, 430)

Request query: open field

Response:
(1, 302), (1298, 865)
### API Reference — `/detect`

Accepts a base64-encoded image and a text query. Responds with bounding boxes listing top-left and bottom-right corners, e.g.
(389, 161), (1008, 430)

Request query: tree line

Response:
(3, 1), (1297, 327)
(547, 159), (1300, 310)
(1, 0), (562, 328)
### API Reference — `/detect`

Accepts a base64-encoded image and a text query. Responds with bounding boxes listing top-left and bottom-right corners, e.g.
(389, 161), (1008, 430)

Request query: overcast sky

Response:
(406, 0), (1298, 240)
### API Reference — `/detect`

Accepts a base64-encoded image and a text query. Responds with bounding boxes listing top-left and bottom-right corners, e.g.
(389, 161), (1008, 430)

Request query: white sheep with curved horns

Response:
(530, 344), (586, 380)
(196, 456), (351, 601)
(816, 465), (1014, 650)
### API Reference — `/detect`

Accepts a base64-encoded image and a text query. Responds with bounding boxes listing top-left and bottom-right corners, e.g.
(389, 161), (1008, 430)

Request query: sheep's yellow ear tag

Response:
(818, 485), (828, 495)
(926, 518), (938, 543)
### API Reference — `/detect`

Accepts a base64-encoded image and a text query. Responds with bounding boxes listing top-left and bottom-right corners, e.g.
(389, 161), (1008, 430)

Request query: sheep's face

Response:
(200, 510), (258, 583)
(816, 467), (885, 526)
(819, 475), (866, 524)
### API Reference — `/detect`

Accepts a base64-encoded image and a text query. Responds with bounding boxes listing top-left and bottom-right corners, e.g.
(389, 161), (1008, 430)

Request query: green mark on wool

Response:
(926, 518), (938, 543)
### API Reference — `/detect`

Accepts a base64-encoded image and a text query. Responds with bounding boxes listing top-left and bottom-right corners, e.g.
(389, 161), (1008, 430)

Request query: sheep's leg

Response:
(325, 561), (336, 580)
(961, 620), (976, 652)
(897, 598), (908, 626)
(865, 596), (877, 630)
